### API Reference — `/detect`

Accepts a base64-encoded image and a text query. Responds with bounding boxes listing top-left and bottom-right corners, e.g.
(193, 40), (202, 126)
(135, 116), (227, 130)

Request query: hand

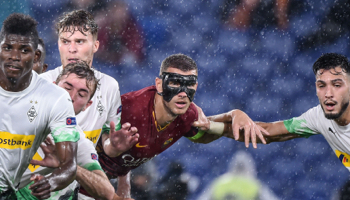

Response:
(30, 137), (60, 168)
(29, 174), (51, 199)
(231, 110), (269, 148)
(105, 121), (139, 157)
(192, 103), (210, 131)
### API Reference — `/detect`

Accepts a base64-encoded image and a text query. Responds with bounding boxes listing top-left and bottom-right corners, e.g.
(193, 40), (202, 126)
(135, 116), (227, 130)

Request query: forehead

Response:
(59, 27), (94, 40)
(1, 34), (34, 46)
(61, 73), (91, 90)
(165, 67), (197, 76)
(316, 67), (349, 82)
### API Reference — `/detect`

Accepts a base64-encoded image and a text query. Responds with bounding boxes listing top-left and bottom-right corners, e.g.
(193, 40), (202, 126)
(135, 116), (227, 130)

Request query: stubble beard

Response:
(323, 101), (349, 120)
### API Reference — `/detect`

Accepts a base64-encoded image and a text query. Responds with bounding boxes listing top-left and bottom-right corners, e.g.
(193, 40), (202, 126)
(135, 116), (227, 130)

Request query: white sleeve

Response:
(49, 91), (80, 143)
(102, 79), (122, 134)
(283, 106), (320, 138)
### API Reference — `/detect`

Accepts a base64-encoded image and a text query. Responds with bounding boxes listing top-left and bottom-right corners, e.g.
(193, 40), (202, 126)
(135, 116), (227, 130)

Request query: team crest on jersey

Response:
(97, 100), (105, 116)
(91, 153), (98, 160)
(162, 138), (173, 148)
(335, 150), (350, 167)
(27, 106), (38, 122)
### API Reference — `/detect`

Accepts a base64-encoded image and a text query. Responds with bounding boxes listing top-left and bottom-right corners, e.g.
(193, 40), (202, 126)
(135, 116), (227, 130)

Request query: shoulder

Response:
(93, 69), (119, 88)
(122, 86), (156, 102)
(179, 103), (198, 122)
(39, 66), (62, 82)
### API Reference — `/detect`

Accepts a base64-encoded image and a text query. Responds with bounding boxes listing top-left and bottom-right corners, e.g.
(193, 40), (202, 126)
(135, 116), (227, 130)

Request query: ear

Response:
(82, 100), (93, 111)
(155, 77), (163, 93)
(33, 49), (41, 64)
(93, 40), (100, 54)
(42, 64), (48, 73)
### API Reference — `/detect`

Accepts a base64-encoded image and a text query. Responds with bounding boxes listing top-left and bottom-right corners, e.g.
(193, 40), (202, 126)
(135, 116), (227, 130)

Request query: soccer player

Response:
(17, 62), (125, 199)
(32, 38), (48, 74)
(38, 9), (137, 199)
(198, 53), (350, 174)
(94, 53), (268, 194)
(0, 13), (79, 199)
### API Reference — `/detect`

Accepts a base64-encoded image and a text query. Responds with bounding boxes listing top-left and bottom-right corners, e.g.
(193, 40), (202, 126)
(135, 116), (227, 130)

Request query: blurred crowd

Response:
(4, 0), (350, 199)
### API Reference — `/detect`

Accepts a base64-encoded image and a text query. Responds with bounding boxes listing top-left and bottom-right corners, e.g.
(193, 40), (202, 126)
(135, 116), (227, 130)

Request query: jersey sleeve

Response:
(102, 79), (122, 134)
(283, 106), (320, 138)
(49, 91), (80, 143)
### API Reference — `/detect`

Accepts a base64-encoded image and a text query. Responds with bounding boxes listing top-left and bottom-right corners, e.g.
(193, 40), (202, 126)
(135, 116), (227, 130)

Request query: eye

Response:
(76, 40), (84, 44)
(2, 46), (10, 51)
(168, 81), (180, 87)
(64, 87), (71, 91)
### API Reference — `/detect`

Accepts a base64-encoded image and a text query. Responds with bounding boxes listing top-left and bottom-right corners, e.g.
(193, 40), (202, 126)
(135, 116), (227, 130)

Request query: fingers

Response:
(110, 121), (116, 131)
(30, 159), (43, 166)
(30, 177), (51, 200)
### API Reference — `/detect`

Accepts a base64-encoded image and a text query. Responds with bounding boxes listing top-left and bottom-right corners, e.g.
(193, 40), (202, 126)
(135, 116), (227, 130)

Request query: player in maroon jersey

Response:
(87, 53), (269, 198)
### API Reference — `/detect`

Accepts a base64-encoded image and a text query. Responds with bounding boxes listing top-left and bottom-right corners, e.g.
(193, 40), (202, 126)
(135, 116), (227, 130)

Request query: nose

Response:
(68, 42), (77, 53)
(178, 91), (187, 98)
(10, 49), (20, 61)
(68, 90), (77, 103)
(325, 86), (334, 98)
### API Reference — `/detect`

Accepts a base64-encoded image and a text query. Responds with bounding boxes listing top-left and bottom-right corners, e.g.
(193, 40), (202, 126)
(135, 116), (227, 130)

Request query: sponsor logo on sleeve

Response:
(91, 153), (98, 160)
(336, 150), (350, 167)
(117, 105), (122, 115)
(66, 117), (77, 125)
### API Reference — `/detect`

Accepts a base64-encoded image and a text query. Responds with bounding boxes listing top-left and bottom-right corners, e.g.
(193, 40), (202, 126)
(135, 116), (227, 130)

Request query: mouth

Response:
(175, 101), (187, 109)
(5, 64), (21, 72)
(67, 58), (79, 63)
(324, 101), (337, 111)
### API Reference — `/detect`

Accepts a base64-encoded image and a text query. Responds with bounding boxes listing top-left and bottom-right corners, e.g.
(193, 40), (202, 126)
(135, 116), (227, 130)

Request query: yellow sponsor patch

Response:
(335, 150), (350, 167)
(0, 132), (35, 150)
(84, 129), (101, 144)
(28, 152), (43, 172)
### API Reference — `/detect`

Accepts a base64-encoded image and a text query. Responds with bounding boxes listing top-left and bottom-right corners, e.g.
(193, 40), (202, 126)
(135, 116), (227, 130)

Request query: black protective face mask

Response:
(158, 72), (197, 102)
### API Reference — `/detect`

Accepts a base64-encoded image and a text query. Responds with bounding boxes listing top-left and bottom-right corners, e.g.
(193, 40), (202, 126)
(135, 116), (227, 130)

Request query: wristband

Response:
(207, 121), (225, 135)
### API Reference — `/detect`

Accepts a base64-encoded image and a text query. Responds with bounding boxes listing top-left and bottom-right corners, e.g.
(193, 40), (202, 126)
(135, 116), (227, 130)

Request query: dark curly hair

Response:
(56, 9), (98, 40)
(0, 13), (39, 49)
(313, 53), (350, 75)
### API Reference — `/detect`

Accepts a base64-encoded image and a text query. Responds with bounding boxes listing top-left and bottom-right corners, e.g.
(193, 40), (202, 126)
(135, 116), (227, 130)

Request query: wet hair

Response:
(56, 9), (98, 39)
(159, 53), (198, 76)
(38, 38), (46, 62)
(0, 13), (39, 49)
(56, 62), (99, 100)
(313, 53), (350, 75)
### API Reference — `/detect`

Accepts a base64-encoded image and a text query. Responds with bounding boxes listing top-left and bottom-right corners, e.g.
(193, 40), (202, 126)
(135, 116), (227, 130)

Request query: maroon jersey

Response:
(97, 85), (199, 178)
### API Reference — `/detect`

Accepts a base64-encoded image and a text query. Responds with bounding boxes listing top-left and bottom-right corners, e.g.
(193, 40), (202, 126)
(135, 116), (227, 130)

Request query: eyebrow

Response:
(317, 79), (344, 84)
(64, 81), (89, 94)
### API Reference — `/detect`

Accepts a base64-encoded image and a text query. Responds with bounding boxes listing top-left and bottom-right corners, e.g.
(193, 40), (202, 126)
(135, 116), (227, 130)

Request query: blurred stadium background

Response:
(3, 0), (350, 199)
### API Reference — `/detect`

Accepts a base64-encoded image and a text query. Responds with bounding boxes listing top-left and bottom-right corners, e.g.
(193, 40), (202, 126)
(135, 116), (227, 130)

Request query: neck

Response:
(335, 109), (350, 126)
(0, 73), (32, 92)
(154, 94), (177, 127)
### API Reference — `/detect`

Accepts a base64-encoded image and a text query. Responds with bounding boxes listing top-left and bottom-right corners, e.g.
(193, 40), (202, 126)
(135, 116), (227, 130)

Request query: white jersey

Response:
(40, 66), (122, 146)
(18, 126), (102, 199)
(19, 66), (122, 199)
(284, 105), (350, 171)
(0, 72), (79, 193)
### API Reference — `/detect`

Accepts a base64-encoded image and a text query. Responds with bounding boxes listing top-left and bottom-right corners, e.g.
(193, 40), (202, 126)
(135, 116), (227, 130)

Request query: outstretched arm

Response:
(256, 121), (303, 143)
(192, 105), (269, 148)
(29, 141), (77, 199)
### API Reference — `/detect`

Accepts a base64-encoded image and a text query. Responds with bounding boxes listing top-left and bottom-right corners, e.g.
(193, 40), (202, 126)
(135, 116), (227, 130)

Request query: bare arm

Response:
(256, 121), (303, 143)
(76, 167), (116, 200)
(116, 172), (133, 199)
(191, 106), (269, 148)
(29, 141), (77, 199)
